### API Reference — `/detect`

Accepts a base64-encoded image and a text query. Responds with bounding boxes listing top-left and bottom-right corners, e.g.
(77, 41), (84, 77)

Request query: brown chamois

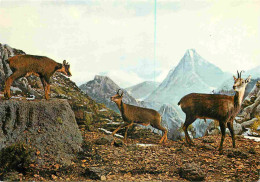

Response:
(111, 89), (168, 143)
(178, 71), (251, 152)
(4, 54), (72, 100)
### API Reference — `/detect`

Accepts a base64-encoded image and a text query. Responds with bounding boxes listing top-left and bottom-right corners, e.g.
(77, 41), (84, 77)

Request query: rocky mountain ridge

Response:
(125, 81), (160, 100)
(80, 75), (140, 113)
(146, 49), (231, 105)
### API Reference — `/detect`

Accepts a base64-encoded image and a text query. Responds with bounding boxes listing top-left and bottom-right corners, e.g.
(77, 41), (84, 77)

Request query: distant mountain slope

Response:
(80, 75), (139, 113)
(246, 65), (260, 79)
(125, 81), (160, 100)
(146, 49), (231, 105)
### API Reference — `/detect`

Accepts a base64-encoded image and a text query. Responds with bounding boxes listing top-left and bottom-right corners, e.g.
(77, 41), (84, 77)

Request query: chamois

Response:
(111, 89), (167, 143)
(178, 71), (251, 152)
(4, 55), (71, 100)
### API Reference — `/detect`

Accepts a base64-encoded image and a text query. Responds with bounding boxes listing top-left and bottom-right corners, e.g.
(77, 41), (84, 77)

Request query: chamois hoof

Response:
(4, 95), (11, 100)
(218, 148), (224, 154)
(188, 141), (195, 146)
(110, 140), (115, 146)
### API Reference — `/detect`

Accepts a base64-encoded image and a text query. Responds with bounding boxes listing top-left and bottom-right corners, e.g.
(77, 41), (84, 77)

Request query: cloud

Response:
(101, 70), (144, 88)
(0, 0), (259, 87)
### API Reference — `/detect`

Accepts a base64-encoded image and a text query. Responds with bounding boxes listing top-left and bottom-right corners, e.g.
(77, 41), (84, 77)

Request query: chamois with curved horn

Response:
(4, 55), (72, 100)
(178, 71), (251, 152)
(111, 89), (168, 143)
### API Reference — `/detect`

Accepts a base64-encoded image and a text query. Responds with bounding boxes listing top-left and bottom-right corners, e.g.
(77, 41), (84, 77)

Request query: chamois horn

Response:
(117, 89), (123, 96)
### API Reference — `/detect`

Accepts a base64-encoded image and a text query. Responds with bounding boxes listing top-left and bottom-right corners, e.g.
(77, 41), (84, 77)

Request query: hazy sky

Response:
(0, 0), (259, 87)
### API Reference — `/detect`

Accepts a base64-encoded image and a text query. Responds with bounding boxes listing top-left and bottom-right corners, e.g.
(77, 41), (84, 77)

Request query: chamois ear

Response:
(245, 75), (251, 83)
(63, 60), (67, 65)
(233, 75), (237, 81)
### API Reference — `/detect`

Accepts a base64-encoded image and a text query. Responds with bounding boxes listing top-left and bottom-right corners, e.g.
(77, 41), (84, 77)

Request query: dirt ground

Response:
(16, 127), (260, 181)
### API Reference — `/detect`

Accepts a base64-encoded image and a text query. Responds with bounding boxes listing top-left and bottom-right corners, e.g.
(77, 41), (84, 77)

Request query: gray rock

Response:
(227, 148), (248, 159)
(241, 118), (258, 128)
(95, 136), (114, 145)
(233, 121), (243, 135)
(200, 144), (215, 151)
(85, 167), (109, 180)
(158, 104), (183, 141)
(0, 99), (82, 166)
(202, 138), (215, 143)
(178, 162), (206, 181)
(2, 171), (21, 181)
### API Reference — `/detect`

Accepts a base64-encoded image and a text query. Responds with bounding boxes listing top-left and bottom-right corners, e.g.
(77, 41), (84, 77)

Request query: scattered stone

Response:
(227, 149), (248, 159)
(241, 118), (258, 128)
(202, 138), (215, 143)
(95, 136), (114, 145)
(248, 147), (256, 154)
(2, 171), (21, 181)
(178, 162), (206, 181)
(209, 129), (220, 136)
(135, 143), (159, 147)
(200, 144), (215, 151)
(114, 139), (124, 147)
(85, 167), (109, 180)
(233, 121), (243, 135)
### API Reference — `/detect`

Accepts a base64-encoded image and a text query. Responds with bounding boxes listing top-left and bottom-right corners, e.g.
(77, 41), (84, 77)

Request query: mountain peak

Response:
(94, 75), (109, 81)
(145, 49), (231, 104)
(185, 48), (196, 56)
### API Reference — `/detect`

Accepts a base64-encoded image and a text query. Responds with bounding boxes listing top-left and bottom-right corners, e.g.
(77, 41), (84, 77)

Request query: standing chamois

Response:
(111, 89), (168, 143)
(4, 55), (71, 100)
(178, 71), (251, 152)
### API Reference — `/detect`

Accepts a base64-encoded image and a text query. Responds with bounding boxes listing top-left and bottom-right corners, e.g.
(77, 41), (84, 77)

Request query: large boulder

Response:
(0, 99), (82, 165)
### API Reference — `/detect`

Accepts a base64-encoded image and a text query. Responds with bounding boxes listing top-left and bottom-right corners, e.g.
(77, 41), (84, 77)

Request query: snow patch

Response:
(26, 95), (36, 101)
(189, 49), (194, 60)
(244, 136), (260, 142)
(135, 143), (158, 147)
(98, 128), (124, 138)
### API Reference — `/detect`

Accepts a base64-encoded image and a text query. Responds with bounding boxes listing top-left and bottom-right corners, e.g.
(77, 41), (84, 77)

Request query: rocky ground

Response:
(2, 123), (259, 181)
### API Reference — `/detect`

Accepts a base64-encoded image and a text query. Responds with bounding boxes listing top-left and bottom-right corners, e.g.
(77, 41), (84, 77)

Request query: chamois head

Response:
(57, 60), (72, 77)
(233, 70), (251, 91)
(111, 89), (123, 102)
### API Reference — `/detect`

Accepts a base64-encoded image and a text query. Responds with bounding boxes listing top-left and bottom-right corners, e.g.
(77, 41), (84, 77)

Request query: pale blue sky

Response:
(0, 0), (259, 87)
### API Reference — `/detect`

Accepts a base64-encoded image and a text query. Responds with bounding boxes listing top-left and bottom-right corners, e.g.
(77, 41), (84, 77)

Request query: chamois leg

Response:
(40, 77), (49, 100)
(4, 72), (22, 99)
(124, 123), (133, 143)
(183, 116), (196, 145)
(153, 122), (168, 144)
(112, 122), (130, 137)
(44, 78), (51, 100)
(218, 121), (227, 153)
(227, 121), (235, 148)
(40, 76), (46, 92)
(45, 83), (50, 100)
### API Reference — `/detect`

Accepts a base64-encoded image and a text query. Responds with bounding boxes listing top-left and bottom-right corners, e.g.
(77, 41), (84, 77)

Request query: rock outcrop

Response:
(0, 99), (82, 165)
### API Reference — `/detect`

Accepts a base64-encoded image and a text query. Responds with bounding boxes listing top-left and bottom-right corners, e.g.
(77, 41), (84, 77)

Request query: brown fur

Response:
(111, 89), (168, 144)
(4, 55), (71, 100)
(178, 73), (251, 152)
